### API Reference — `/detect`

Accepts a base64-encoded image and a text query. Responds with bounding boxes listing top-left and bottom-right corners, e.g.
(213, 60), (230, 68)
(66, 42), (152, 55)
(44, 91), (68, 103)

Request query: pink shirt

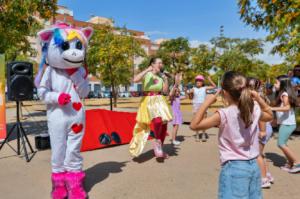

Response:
(217, 103), (261, 165)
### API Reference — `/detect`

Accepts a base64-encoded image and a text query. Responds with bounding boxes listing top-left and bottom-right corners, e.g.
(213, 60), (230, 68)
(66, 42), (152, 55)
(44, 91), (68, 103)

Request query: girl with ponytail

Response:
(271, 75), (300, 173)
(190, 71), (273, 199)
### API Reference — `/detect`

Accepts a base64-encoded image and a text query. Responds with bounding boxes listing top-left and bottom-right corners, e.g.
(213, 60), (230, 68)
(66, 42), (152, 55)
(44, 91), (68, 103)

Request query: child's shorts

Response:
(193, 103), (207, 114)
(218, 159), (261, 199)
(260, 123), (273, 145)
(277, 124), (296, 147)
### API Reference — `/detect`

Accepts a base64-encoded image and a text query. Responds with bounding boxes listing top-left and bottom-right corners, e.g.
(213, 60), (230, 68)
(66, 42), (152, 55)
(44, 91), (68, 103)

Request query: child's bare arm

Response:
(169, 86), (177, 101)
(206, 76), (217, 90)
(133, 66), (152, 83)
(188, 88), (194, 99)
(179, 87), (188, 100)
(271, 96), (291, 112)
(190, 112), (220, 131)
(190, 90), (221, 130)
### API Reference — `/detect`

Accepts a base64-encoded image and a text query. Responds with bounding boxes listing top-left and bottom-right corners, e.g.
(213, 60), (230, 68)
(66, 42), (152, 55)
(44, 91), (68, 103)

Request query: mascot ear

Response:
(81, 27), (93, 41)
(38, 29), (54, 43)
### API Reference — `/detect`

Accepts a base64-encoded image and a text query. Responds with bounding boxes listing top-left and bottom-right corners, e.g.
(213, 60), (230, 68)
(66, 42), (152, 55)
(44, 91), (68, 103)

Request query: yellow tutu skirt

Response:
(129, 95), (173, 157)
(136, 95), (173, 124)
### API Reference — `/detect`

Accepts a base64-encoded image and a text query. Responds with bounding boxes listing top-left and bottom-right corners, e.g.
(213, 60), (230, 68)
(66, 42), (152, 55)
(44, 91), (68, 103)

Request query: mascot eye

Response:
(61, 41), (70, 51)
(76, 41), (83, 50)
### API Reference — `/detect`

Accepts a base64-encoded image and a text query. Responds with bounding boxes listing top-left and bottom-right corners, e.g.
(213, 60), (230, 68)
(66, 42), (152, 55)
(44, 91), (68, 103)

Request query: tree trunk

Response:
(109, 64), (118, 108)
(111, 84), (118, 108)
(113, 86), (117, 108)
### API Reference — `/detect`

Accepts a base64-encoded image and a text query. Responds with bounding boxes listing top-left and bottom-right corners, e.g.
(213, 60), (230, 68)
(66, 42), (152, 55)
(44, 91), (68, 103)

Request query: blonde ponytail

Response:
(238, 88), (254, 128)
(222, 71), (255, 128)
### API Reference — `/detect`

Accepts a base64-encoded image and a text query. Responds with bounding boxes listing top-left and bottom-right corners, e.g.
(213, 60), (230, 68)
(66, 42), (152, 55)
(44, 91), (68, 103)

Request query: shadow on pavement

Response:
(132, 149), (155, 163)
(132, 143), (180, 164)
(85, 161), (128, 193)
(176, 135), (186, 142)
(265, 152), (287, 167)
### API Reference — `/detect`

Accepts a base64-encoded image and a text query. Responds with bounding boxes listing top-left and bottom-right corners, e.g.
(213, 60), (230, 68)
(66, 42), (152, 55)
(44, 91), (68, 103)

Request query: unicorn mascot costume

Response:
(36, 22), (93, 199)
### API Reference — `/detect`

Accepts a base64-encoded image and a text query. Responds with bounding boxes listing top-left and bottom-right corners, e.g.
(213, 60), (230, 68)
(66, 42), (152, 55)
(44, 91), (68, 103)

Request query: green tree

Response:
(157, 37), (190, 73)
(248, 60), (270, 80)
(0, 0), (57, 59)
(87, 25), (145, 107)
(236, 39), (264, 57)
(267, 63), (291, 83)
(238, 0), (300, 63)
(210, 36), (268, 79)
(137, 37), (191, 85)
(217, 49), (253, 73)
(190, 44), (218, 74)
(184, 44), (218, 84)
(210, 37), (264, 57)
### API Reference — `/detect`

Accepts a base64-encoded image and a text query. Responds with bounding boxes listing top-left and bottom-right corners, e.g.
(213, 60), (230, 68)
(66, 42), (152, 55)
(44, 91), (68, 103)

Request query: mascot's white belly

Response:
(44, 67), (85, 123)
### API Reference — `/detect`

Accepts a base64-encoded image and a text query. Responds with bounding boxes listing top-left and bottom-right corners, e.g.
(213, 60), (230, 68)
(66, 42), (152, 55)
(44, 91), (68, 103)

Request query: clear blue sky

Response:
(58, 0), (267, 40)
(57, 0), (283, 64)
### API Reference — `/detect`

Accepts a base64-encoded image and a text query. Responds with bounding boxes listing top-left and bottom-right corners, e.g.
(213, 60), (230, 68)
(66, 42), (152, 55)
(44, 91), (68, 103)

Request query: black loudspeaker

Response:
(7, 61), (33, 101)
(35, 134), (51, 150)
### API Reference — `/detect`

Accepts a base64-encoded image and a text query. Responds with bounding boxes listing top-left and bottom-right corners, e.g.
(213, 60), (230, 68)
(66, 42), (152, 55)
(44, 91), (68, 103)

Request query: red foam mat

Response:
(81, 109), (137, 152)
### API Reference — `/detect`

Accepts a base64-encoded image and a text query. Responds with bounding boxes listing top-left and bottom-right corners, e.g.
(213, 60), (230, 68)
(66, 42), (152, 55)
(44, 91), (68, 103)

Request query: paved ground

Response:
(1, 99), (300, 199)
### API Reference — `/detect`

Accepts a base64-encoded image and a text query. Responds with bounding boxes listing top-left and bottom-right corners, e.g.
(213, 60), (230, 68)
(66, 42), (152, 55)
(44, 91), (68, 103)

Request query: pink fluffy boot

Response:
(51, 172), (68, 199)
(153, 140), (163, 157)
(65, 171), (87, 199)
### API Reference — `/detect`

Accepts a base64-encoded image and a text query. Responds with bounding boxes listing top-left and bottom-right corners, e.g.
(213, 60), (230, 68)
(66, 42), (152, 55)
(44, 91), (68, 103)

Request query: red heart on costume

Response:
(71, 123), (83, 134)
(72, 102), (82, 111)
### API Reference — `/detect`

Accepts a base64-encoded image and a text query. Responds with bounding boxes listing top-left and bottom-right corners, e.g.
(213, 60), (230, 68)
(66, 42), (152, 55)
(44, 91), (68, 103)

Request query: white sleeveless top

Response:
(276, 92), (296, 125)
(193, 87), (206, 104)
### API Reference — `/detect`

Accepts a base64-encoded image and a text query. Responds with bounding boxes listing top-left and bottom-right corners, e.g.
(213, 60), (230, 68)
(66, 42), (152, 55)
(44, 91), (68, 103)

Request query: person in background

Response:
(188, 75), (216, 142)
(169, 73), (187, 146)
(291, 65), (300, 79)
(271, 75), (300, 173)
(265, 83), (276, 105)
(265, 83), (278, 130)
(288, 69), (294, 78)
(290, 65), (300, 96)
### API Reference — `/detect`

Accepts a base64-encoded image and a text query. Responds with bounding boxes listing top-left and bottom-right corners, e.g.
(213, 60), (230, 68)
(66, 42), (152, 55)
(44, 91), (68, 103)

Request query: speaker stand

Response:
(0, 101), (36, 162)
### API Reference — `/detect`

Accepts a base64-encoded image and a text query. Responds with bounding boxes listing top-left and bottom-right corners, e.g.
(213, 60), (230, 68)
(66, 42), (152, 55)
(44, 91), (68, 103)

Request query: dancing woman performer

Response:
(129, 58), (173, 159)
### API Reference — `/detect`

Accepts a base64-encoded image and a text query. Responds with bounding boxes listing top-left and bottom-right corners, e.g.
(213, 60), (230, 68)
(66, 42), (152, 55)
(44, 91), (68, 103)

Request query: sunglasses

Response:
(99, 132), (121, 145)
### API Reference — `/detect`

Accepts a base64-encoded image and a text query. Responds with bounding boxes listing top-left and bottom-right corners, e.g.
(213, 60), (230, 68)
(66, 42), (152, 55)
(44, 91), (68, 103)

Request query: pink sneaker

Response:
(280, 164), (292, 172)
(65, 171), (87, 199)
(267, 172), (274, 184)
(261, 178), (271, 189)
(153, 140), (163, 158)
(289, 164), (300, 173)
(51, 172), (68, 199)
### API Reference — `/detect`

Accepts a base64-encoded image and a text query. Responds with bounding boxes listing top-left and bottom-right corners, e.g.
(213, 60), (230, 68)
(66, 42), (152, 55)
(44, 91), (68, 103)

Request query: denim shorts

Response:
(218, 159), (262, 199)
